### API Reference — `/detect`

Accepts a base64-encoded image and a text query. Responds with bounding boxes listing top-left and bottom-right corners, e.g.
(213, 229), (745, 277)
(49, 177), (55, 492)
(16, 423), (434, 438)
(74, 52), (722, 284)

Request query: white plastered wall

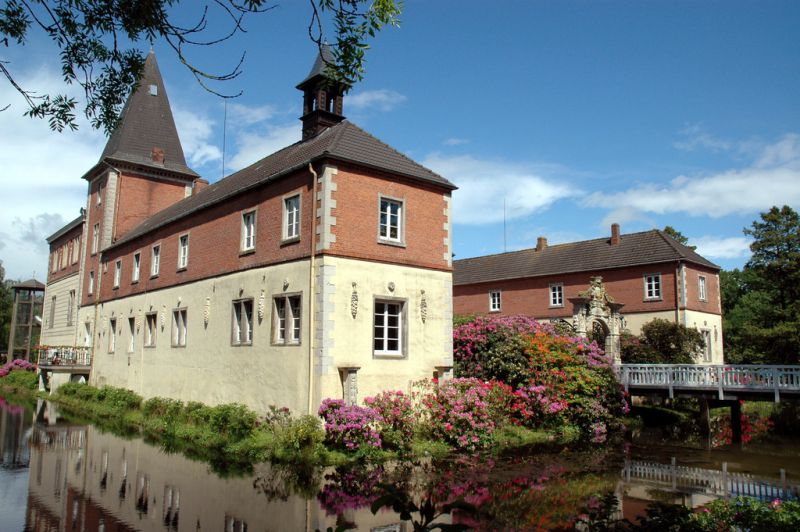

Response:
(683, 310), (724, 364)
(314, 255), (453, 406)
(40, 273), (81, 347)
(86, 260), (312, 414)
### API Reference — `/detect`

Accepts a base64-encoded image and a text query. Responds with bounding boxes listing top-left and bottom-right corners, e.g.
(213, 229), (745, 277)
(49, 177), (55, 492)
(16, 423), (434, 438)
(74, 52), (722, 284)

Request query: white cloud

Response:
(173, 106), (222, 167)
(347, 89), (407, 112)
(600, 207), (654, 229)
(422, 153), (578, 225)
(0, 65), (103, 280)
(585, 134), (800, 218)
(693, 236), (752, 260)
(227, 102), (278, 126)
(443, 137), (469, 146)
(673, 123), (732, 152)
(227, 122), (301, 172)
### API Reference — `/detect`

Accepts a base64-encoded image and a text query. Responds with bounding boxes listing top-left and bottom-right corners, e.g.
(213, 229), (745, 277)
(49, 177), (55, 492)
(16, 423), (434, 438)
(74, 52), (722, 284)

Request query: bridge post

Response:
(730, 400), (742, 444)
(772, 367), (780, 402)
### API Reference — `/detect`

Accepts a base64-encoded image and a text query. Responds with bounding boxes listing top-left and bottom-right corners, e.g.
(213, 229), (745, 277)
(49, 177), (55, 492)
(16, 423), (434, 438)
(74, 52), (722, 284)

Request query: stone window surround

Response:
(171, 308), (188, 348)
(272, 292), (302, 346)
(231, 298), (254, 346)
(643, 272), (662, 301)
(281, 192), (302, 244)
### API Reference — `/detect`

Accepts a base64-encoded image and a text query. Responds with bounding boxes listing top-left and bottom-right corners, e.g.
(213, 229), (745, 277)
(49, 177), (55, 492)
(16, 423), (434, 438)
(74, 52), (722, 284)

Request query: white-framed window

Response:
(84, 322), (92, 347)
(177, 234), (189, 269)
(144, 313), (157, 347)
(644, 273), (662, 300)
(88, 271), (95, 295)
(701, 329), (712, 362)
(283, 194), (300, 241)
(97, 181), (103, 206)
(132, 252), (141, 282)
(151, 245), (161, 276)
(232, 299), (253, 346)
(374, 300), (404, 356)
(172, 309), (187, 347)
(108, 318), (117, 353)
(51, 252), (58, 273)
(113, 260), (121, 288)
(698, 275), (707, 302)
(489, 291), (501, 312)
(91, 224), (99, 254)
(128, 317), (136, 353)
(49, 296), (56, 328)
(379, 197), (403, 243)
(273, 295), (301, 344)
(66, 290), (75, 326)
(550, 283), (564, 307)
(225, 516), (247, 532)
(241, 210), (256, 251)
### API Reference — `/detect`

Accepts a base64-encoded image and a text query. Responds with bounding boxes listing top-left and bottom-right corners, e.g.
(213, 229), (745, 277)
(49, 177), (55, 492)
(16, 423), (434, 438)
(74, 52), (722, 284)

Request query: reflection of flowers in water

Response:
(0, 397), (26, 416)
(317, 466), (384, 516)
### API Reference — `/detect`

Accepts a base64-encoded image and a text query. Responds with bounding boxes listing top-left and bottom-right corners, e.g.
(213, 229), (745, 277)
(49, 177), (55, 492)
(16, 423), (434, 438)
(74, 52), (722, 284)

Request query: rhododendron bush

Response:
(453, 315), (627, 440)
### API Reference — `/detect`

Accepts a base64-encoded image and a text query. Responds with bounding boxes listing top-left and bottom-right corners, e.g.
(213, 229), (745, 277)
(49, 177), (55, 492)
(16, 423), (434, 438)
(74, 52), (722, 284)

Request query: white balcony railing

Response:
(37, 346), (92, 367)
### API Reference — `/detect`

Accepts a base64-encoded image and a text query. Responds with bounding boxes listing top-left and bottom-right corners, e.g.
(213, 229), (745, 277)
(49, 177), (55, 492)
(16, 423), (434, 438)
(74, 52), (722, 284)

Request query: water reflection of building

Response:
(25, 403), (408, 531)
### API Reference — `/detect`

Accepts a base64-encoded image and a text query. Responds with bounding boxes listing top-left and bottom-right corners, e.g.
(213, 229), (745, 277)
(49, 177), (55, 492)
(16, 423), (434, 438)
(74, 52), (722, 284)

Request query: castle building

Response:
(38, 48), (456, 414)
(453, 224), (724, 364)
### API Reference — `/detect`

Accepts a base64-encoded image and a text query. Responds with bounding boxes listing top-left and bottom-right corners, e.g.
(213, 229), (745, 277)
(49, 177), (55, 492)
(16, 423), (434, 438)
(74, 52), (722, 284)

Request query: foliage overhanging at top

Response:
(0, 0), (402, 133)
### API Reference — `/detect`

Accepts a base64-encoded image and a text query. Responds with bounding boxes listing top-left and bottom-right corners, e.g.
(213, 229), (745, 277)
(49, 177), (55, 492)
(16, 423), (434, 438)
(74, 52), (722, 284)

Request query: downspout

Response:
(307, 163), (319, 416)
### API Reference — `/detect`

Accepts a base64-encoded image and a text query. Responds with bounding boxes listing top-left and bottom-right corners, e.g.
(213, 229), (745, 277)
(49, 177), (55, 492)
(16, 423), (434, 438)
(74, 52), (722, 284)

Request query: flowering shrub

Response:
(0, 358), (35, 378)
(318, 399), (382, 451)
(454, 315), (625, 441)
(364, 390), (414, 450)
(416, 378), (495, 451)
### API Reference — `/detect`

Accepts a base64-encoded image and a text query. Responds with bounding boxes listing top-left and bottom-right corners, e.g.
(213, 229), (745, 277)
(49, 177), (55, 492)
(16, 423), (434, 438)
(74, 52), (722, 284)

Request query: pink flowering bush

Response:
(416, 378), (495, 451)
(318, 399), (382, 451)
(0, 358), (35, 378)
(454, 315), (626, 441)
(364, 390), (414, 450)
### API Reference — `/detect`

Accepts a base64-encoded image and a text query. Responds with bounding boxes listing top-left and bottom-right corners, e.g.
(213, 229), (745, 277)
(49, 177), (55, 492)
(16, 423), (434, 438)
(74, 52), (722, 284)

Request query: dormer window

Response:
(149, 84), (158, 96)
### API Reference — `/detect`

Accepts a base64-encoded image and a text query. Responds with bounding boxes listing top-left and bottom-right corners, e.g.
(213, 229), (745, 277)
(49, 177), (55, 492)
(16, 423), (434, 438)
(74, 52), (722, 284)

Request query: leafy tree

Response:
(0, 261), (13, 354)
(743, 205), (800, 312)
(721, 206), (800, 364)
(1, 0), (401, 133)
(620, 319), (705, 364)
(663, 225), (697, 250)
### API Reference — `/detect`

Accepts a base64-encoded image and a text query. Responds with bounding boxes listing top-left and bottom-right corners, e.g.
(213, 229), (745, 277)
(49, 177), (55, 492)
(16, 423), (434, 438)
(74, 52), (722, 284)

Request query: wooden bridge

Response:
(623, 459), (799, 502)
(618, 364), (800, 401)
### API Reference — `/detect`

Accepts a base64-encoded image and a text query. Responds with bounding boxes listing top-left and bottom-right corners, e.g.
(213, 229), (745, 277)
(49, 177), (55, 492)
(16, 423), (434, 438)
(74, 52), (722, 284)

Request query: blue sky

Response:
(1, 0), (798, 280)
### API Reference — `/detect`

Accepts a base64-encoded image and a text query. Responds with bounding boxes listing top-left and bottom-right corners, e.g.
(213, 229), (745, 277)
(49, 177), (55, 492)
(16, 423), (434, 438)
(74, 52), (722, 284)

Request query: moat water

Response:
(2, 396), (799, 531)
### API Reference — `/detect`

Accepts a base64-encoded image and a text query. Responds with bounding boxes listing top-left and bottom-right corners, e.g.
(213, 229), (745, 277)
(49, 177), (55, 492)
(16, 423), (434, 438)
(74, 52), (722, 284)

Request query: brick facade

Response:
(47, 223), (82, 284)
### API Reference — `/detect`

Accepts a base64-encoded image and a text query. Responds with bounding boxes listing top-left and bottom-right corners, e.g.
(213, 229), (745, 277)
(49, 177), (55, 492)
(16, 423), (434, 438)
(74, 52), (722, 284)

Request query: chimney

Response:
(536, 236), (548, 251)
(151, 146), (165, 165)
(193, 178), (209, 195)
(610, 223), (621, 245)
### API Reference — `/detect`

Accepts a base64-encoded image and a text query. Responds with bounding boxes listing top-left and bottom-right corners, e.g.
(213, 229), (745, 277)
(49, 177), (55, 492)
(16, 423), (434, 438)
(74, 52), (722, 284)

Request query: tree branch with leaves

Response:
(0, 0), (401, 134)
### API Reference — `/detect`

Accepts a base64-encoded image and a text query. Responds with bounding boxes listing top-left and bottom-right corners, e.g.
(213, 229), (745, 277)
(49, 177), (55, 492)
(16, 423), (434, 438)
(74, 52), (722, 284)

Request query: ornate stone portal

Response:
(570, 276), (625, 364)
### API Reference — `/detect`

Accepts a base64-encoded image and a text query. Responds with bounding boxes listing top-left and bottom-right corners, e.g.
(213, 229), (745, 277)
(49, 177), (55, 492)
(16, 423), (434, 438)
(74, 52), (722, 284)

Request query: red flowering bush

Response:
(416, 378), (495, 452)
(318, 399), (382, 451)
(364, 390), (414, 450)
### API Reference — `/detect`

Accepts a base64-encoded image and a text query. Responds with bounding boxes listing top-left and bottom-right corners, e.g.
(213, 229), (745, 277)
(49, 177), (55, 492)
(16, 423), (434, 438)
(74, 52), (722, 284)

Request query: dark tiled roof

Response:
(108, 120), (455, 249)
(453, 230), (720, 286)
(46, 214), (84, 244)
(14, 279), (45, 290)
(297, 43), (336, 89)
(95, 51), (197, 178)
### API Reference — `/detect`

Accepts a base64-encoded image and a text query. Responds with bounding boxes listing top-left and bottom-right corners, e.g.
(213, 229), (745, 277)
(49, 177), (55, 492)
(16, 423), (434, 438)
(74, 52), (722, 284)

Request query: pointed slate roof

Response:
(453, 230), (720, 286)
(296, 43), (337, 89)
(94, 51), (197, 178)
(108, 120), (456, 250)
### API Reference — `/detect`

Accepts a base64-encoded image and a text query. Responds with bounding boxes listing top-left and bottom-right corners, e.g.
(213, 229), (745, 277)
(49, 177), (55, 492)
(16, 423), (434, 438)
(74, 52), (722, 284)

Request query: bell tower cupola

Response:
(297, 44), (348, 140)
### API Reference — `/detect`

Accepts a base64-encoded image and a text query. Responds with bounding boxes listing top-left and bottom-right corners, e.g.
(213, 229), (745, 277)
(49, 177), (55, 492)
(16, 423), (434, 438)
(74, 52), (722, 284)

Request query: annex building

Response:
(453, 224), (724, 364)
(39, 48), (456, 414)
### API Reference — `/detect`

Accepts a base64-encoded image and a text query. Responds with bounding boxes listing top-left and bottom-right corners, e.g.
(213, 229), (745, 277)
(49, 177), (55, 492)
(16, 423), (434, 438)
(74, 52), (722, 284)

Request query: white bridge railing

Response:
(623, 459), (798, 502)
(619, 364), (800, 401)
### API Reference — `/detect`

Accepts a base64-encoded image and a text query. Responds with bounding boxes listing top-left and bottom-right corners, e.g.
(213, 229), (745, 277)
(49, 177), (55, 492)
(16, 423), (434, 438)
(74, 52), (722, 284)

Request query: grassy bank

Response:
(41, 382), (581, 471)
